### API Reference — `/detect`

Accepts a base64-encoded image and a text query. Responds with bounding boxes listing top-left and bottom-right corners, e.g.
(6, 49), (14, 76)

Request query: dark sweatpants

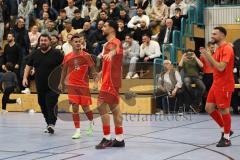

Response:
(2, 86), (16, 110)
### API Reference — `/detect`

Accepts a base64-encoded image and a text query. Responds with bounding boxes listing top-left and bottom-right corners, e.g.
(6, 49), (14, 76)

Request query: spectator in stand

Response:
(158, 18), (176, 53)
(179, 49), (206, 109)
(137, 0), (150, 10)
(139, 34), (162, 62)
(133, 20), (152, 45)
(149, 0), (169, 28)
(199, 42), (214, 112)
(61, 19), (77, 42)
(169, 0), (187, 18)
(46, 0), (67, 12)
(64, 0), (78, 20)
(118, 9), (130, 26)
(0, 0), (10, 49)
(29, 25), (41, 49)
(100, 2), (108, 13)
(171, 7), (185, 30)
(117, 0), (130, 12)
(72, 9), (85, 29)
(127, 6), (150, 30)
(38, 12), (50, 31)
(164, 0), (175, 6)
(81, 0), (99, 23)
(6, 0), (19, 28)
(56, 9), (68, 33)
(18, 0), (33, 30)
(94, 10), (109, 28)
(78, 33), (92, 54)
(51, 35), (63, 50)
(39, 2), (58, 21)
(62, 34), (73, 55)
(123, 34), (140, 79)
(116, 19), (130, 42)
(109, 1), (120, 20)
(81, 22), (95, 47)
(41, 20), (58, 36)
(74, 0), (86, 11)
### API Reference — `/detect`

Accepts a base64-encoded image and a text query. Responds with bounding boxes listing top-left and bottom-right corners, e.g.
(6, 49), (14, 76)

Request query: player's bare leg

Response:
(72, 104), (81, 139)
(82, 105), (94, 136)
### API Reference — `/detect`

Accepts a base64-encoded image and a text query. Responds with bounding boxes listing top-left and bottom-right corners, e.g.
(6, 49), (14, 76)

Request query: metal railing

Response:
(205, 0), (240, 7)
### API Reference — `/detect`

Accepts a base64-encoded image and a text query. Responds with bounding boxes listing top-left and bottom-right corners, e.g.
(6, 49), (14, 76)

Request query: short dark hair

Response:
(5, 62), (14, 72)
(185, 49), (194, 53)
(51, 34), (59, 40)
(71, 33), (85, 41)
(7, 31), (14, 37)
(60, 9), (66, 13)
(74, 9), (81, 14)
(100, 10), (107, 14)
(110, 1), (116, 4)
(39, 33), (51, 41)
(106, 20), (118, 32)
(125, 33), (133, 39)
(214, 26), (227, 36)
(175, 7), (181, 12)
(142, 33), (151, 38)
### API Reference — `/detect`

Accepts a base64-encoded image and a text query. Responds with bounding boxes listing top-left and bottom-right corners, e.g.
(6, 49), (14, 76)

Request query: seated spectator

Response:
(149, 0), (169, 28)
(127, 6), (150, 30)
(171, 7), (185, 30)
(156, 60), (184, 113)
(164, 0), (175, 6)
(133, 20), (152, 45)
(169, 0), (187, 18)
(51, 35), (63, 50)
(72, 9), (85, 29)
(137, 0), (150, 10)
(81, 0), (99, 23)
(123, 34), (140, 79)
(118, 9), (130, 26)
(61, 19), (77, 42)
(96, 10), (109, 24)
(38, 12), (50, 31)
(64, 0), (78, 20)
(39, 2), (58, 21)
(179, 49), (206, 108)
(41, 20), (58, 36)
(18, 0), (33, 30)
(62, 34), (73, 55)
(100, 2), (109, 13)
(109, 1), (120, 20)
(28, 25), (41, 49)
(78, 33), (92, 54)
(158, 18), (176, 52)
(117, 0), (130, 12)
(56, 9), (68, 33)
(116, 19), (130, 42)
(139, 34), (161, 62)
(81, 22), (95, 46)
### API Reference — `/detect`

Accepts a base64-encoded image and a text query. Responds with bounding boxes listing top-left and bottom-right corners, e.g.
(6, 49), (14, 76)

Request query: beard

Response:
(40, 44), (50, 51)
(7, 39), (13, 43)
(211, 38), (219, 44)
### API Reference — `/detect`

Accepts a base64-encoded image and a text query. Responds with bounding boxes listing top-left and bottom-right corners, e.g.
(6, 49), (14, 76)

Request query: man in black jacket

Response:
(133, 20), (152, 45)
(0, 0), (10, 49)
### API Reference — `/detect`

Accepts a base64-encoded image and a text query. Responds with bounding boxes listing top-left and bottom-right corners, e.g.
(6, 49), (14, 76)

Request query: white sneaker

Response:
(21, 88), (31, 94)
(1, 110), (8, 114)
(125, 75), (131, 79)
(16, 98), (22, 105)
(132, 73), (139, 79)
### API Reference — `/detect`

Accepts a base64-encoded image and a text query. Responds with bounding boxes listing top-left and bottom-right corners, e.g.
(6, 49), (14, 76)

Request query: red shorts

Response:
(206, 87), (232, 109)
(67, 85), (92, 106)
(98, 85), (120, 105)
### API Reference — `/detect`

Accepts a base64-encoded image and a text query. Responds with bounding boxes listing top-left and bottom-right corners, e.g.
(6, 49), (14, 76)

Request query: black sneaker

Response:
(95, 138), (112, 149)
(221, 130), (234, 139)
(216, 137), (231, 147)
(47, 126), (55, 134)
(111, 139), (125, 147)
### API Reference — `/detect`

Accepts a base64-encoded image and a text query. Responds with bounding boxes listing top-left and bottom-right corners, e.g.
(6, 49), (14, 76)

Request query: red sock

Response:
(115, 126), (123, 135)
(222, 113), (231, 134)
(103, 125), (110, 135)
(72, 113), (80, 128)
(210, 110), (224, 128)
(86, 111), (93, 121)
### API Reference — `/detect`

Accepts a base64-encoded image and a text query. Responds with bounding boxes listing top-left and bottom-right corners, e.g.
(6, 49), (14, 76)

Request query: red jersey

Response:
(63, 51), (94, 86)
(101, 38), (123, 88)
(200, 55), (213, 74)
(212, 43), (235, 92)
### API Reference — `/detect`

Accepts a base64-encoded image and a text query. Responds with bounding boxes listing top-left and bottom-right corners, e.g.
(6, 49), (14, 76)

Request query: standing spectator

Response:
(39, 2), (58, 21)
(6, 0), (20, 28)
(133, 20), (152, 45)
(61, 19), (77, 42)
(64, 0), (78, 20)
(72, 9), (85, 29)
(118, 9), (130, 26)
(41, 20), (58, 36)
(116, 19), (130, 42)
(127, 6), (150, 30)
(109, 1), (120, 20)
(0, 0), (10, 49)
(29, 25), (41, 49)
(169, 0), (187, 18)
(62, 34), (73, 55)
(56, 9), (68, 33)
(18, 0), (33, 30)
(179, 49), (206, 109)
(149, 0), (169, 28)
(123, 34), (140, 79)
(23, 34), (64, 134)
(1, 62), (21, 114)
(171, 8), (185, 30)
(38, 12), (50, 31)
(81, 0), (99, 23)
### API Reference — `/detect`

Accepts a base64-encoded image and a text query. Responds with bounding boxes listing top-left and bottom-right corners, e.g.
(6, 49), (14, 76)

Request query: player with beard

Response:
(23, 34), (64, 134)
(95, 20), (125, 149)
(200, 27), (235, 147)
